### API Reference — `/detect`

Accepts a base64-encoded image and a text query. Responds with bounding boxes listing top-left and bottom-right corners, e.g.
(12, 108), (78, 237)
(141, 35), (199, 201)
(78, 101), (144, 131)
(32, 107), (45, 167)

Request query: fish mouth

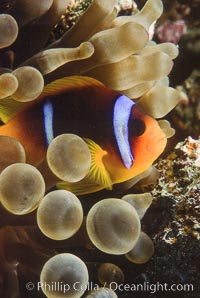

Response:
(155, 135), (167, 152)
(158, 135), (167, 143)
(145, 131), (167, 156)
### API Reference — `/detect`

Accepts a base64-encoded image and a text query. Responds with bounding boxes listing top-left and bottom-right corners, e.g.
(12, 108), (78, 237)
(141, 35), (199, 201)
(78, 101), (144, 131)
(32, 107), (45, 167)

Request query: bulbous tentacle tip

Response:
(122, 193), (153, 220)
(0, 73), (18, 99)
(97, 263), (124, 289)
(40, 253), (89, 298)
(125, 231), (154, 264)
(158, 120), (176, 139)
(12, 66), (44, 102)
(37, 189), (83, 240)
(86, 198), (141, 255)
(138, 86), (180, 119)
(111, 0), (163, 32)
(0, 163), (45, 215)
(47, 133), (91, 183)
(21, 42), (94, 76)
(79, 41), (95, 59)
(0, 14), (18, 49)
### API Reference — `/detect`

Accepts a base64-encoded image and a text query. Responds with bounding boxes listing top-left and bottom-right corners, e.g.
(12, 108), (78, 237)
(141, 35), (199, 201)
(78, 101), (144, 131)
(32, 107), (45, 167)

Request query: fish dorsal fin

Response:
(0, 97), (25, 123)
(0, 76), (104, 123)
(57, 138), (113, 195)
(84, 138), (113, 190)
(42, 76), (105, 97)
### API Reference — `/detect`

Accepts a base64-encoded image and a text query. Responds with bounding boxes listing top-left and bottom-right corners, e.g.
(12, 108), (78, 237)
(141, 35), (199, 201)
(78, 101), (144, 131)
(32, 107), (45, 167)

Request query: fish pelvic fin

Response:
(57, 138), (113, 195)
(0, 97), (24, 123)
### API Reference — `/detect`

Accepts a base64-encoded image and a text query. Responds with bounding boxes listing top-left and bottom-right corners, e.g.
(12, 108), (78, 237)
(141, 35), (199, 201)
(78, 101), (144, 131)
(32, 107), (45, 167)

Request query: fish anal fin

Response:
(57, 178), (104, 196)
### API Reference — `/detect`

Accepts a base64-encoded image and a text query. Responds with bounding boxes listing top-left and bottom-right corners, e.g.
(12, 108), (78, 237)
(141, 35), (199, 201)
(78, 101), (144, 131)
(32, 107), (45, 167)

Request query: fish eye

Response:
(129, 118), (146, 137)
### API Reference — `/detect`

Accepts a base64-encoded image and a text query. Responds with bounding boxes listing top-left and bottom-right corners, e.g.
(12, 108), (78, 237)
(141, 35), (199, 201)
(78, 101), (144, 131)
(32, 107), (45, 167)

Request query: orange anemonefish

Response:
(0, 76), (167, 194)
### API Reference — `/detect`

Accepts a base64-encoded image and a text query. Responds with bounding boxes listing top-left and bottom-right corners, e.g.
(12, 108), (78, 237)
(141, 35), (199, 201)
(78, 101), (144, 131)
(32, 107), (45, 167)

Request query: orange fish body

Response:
(0, 76), (167, 194)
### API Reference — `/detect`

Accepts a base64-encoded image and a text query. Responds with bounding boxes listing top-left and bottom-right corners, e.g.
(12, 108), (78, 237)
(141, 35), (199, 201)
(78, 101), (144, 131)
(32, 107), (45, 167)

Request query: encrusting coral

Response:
(134, 137), (200, 297)
(151, 137), (200, 242)
(171, 70), (200, 140)
(0, 0), (182, 297)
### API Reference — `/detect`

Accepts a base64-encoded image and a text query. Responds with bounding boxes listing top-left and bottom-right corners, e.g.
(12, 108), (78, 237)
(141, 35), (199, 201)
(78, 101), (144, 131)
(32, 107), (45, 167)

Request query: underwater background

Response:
(0, 0), (199, 297)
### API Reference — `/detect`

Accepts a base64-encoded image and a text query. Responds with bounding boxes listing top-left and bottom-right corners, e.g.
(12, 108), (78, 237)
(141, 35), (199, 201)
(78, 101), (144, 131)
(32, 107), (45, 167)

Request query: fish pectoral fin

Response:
(57, 138), (113, 196)
(56, 178), (104, 196)
(84, 138), (113, 190)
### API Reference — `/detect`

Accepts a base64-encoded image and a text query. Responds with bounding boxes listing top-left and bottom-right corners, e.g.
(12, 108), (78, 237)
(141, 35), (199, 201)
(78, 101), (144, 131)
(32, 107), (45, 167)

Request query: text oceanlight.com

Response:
(26, 281), (194, 294)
